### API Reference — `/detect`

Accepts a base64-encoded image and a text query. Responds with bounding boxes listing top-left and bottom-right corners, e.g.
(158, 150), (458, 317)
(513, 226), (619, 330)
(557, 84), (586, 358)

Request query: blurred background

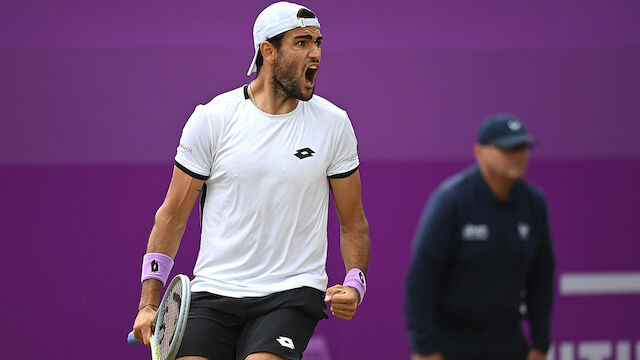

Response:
(1, 0), (639, 359)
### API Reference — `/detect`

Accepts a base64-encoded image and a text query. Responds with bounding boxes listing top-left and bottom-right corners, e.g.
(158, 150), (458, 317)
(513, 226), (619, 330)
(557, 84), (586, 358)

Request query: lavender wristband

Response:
(343, 268), (366, 305)
(141, 253), (174, 286)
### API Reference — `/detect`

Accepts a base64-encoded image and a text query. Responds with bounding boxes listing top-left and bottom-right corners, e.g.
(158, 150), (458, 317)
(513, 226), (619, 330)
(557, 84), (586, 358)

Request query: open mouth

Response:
(304, 64), (319, 87)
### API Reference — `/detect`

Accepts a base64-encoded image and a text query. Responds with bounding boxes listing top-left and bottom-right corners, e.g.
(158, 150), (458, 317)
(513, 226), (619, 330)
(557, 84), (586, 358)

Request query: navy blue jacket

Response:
(405, 165), (554, 356)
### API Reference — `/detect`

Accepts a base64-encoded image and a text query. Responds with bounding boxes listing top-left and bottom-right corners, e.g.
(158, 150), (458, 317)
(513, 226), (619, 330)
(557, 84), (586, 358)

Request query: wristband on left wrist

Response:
(343, 268), (366, 305)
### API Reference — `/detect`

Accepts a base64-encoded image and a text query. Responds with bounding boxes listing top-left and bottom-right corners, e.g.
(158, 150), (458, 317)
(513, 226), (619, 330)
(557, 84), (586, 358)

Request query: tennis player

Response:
(131, 2), (370, 360)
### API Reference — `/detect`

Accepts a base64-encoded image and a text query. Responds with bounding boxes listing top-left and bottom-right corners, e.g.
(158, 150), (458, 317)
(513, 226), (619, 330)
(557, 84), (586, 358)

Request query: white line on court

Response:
(560, 272), (640, 295)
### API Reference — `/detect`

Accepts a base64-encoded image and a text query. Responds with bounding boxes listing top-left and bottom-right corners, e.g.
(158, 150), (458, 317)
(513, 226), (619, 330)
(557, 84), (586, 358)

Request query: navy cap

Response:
(476, 114), (534, 149)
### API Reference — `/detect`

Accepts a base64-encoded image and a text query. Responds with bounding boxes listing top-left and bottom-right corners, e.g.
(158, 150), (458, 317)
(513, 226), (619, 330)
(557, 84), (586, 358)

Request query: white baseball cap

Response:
(247, 1), (321, 76)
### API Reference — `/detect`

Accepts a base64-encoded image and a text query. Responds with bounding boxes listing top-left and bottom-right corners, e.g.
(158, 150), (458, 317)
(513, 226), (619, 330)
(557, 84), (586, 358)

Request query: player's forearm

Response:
(138, 279), (164, 308)
(138, 205), (190, 305)
(145, 205), (190, 258)
(339, 219), (370, 274)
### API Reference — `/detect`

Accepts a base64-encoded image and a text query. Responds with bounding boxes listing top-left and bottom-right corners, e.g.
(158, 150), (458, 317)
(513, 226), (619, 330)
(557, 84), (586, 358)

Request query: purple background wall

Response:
(1, 1), (639, 359)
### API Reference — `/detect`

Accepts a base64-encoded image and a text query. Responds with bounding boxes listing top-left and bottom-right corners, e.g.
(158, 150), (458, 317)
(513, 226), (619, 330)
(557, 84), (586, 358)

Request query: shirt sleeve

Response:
(405, 187), (457, 355)
(526, 193), (555, 353)
(327, 112), (359, 178)
(174, 105), (213, 180)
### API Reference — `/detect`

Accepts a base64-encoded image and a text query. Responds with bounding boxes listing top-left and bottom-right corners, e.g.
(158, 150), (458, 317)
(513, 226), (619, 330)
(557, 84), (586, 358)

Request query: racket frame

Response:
(150, 274), (191, 360)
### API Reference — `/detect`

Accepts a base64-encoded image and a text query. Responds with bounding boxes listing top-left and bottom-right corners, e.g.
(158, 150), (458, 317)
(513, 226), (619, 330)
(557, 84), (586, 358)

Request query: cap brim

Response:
(493, 133), (534, 149)
(247, 49), (259, 76)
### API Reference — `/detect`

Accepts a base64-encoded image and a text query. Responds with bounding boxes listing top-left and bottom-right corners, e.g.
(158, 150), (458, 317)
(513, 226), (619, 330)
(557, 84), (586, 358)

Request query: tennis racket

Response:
(127, 274), (191, 360)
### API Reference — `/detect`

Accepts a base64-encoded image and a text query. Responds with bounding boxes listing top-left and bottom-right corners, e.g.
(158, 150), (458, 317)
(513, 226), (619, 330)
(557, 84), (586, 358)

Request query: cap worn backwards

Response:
(476, 114), (535, 149)
(247, 1), (321, 76)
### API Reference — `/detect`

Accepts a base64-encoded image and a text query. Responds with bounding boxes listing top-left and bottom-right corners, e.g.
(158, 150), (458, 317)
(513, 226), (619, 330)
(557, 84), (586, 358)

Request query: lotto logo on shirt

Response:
(462, 224), (489, 241)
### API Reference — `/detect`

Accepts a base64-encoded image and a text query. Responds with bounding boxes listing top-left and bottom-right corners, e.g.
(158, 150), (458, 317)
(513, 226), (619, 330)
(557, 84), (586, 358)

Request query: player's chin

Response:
(298, 77), (316, 100)
(298, 86), (315, 101)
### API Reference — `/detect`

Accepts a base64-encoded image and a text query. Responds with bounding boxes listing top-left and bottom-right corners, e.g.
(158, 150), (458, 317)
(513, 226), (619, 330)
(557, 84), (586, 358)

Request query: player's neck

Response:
(249, 76), (299, 115)
(478, 163), (515, 201)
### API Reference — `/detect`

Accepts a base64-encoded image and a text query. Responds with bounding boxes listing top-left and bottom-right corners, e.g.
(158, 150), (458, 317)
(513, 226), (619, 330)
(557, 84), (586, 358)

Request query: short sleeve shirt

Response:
(175, 86), (359, 297)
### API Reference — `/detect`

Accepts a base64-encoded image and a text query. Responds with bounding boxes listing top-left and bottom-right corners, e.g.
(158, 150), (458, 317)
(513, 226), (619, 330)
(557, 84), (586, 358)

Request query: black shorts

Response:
(441, 353), (528, 360)
(176, 286), (328, 360)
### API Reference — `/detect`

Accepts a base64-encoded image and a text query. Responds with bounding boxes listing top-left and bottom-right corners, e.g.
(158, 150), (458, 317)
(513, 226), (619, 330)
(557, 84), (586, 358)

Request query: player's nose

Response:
(309, 43), (321, 59)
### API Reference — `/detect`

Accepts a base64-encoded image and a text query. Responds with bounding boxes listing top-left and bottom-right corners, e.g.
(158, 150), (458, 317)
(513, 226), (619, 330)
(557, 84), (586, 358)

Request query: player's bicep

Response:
(329, 170), (367, 231)
(160, 165), (206, 220)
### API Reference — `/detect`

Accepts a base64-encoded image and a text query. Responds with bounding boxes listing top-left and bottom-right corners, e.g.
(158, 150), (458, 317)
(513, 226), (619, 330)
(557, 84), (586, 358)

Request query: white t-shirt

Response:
(174, 85), (359, 297)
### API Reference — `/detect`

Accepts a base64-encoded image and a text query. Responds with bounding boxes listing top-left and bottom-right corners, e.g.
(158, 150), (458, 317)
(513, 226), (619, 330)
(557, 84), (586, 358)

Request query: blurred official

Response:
(405, 114), (555, 360)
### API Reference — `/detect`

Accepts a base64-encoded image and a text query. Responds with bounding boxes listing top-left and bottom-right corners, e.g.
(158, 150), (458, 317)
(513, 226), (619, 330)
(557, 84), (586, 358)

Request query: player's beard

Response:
(272, 53), (314, 101)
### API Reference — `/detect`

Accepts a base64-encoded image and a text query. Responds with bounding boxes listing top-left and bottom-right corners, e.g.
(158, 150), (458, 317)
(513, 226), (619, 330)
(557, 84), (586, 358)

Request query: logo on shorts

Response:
(294, 147), (315, 159)
(151, 260), (159, 273)
(276, 336), (295, 349)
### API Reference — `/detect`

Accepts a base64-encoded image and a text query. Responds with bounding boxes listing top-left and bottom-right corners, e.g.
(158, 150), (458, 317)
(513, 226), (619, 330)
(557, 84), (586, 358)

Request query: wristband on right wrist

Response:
(343, 268), (366, 305)
(141, 253), (174, 286)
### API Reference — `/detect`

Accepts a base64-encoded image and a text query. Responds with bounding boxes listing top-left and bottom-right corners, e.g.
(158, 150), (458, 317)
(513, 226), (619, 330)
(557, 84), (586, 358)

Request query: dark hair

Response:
(255, 8), (317, 72)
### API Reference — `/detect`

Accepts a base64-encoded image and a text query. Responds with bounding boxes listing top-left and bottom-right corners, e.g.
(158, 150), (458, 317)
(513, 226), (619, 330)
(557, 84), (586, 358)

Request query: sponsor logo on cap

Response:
(507, 119), (522, 132)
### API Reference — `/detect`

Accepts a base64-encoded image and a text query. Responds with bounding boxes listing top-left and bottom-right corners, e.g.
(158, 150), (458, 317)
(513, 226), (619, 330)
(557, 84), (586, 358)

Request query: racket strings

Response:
(158, 281), (183, 359)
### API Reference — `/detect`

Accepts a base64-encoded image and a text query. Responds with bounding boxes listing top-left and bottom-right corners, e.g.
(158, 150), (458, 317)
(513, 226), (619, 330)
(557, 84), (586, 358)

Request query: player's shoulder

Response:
(306, 94), (348, 119)
(182, 86), (247, 129)
(188, 86), (246, 120)
(200, 86), (246, 110)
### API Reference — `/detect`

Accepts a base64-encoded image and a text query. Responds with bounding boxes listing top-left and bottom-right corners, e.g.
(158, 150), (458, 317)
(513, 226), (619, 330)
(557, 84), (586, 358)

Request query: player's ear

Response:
(260, 41), (277, 66)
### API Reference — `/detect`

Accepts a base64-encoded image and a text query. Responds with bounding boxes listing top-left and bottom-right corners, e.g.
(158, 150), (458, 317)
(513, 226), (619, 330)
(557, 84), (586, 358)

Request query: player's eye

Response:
(296, 40), (305, 46)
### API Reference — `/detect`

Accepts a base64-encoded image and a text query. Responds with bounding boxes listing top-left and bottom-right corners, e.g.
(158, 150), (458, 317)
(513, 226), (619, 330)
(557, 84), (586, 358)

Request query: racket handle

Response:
(127, 331), (141, 346)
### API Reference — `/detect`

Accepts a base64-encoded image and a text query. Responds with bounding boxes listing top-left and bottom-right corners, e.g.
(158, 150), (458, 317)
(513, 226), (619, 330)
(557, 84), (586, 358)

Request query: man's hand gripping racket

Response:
(128, 274), (191, 360)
